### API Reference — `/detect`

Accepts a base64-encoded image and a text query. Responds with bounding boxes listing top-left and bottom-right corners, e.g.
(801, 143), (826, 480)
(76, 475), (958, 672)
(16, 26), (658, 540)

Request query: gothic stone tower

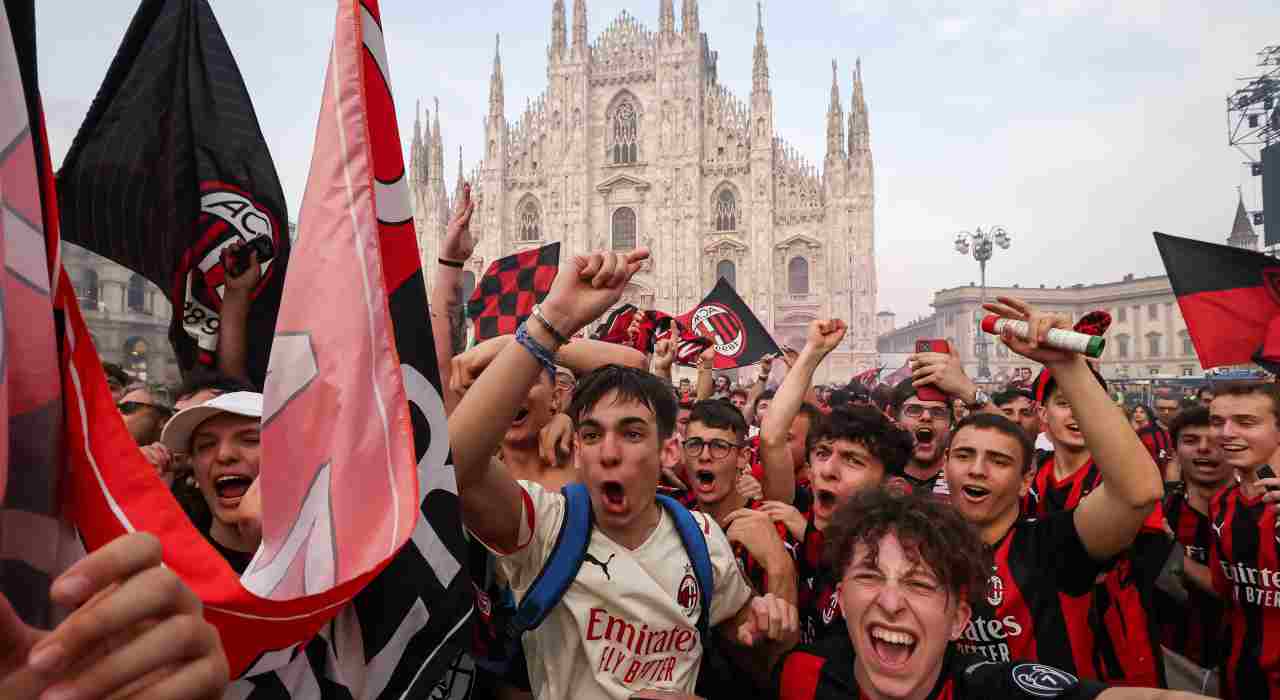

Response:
(409, 1), (879, 381)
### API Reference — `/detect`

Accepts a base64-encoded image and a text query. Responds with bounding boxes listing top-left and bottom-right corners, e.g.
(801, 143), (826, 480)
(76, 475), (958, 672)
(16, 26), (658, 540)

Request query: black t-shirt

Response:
(205, 533), (254, 575)
(777, 633), (1108, 700)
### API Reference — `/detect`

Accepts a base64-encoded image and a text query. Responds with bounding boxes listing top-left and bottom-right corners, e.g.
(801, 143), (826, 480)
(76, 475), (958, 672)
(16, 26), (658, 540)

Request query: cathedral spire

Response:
(752, 2), (769, 94)
(1228, 187), (1258, 249)
(682, 0), (700, 38)
(573, 0), (588, 53)
(489, 34), (504, 117)
(826, 59), (845, 160)
(432, 96), (445, 181)
(551, 0), (567, 59)
(849, 58), (869, 155)
(659, 0), (675, 35)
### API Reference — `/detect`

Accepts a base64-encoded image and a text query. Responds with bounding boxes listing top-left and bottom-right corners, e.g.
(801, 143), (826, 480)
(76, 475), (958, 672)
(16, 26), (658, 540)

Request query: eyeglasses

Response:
(901, 404), (949, 420)
(118, 401), (173, 418)
(683, 437), (739, 459)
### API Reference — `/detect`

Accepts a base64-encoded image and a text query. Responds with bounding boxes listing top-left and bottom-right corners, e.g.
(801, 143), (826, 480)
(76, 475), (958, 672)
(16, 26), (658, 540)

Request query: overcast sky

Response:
(34, 0), (1279, 321)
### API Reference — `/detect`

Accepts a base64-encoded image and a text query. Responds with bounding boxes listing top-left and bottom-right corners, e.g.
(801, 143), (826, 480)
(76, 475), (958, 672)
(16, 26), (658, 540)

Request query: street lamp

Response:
(953, 226), (1012, 380)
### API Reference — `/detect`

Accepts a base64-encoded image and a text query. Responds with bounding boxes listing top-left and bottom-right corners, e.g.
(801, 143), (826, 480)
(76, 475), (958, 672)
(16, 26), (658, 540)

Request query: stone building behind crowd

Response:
(62, 243), (180, 385)
(408, 1), (879, 383)
(877, 196), (1263, 384)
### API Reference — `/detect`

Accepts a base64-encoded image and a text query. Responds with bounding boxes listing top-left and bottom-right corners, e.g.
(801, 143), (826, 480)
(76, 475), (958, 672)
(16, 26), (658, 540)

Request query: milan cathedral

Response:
(409, 0), (879, 379)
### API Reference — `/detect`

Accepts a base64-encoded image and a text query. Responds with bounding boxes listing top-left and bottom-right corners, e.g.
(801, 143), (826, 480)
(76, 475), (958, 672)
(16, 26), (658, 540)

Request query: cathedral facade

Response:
(409, 0), (878, 381)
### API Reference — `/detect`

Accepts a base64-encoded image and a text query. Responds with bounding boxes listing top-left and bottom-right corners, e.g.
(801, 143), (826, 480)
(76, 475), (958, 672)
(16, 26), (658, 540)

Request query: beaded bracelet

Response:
(515, 321), (558, 382)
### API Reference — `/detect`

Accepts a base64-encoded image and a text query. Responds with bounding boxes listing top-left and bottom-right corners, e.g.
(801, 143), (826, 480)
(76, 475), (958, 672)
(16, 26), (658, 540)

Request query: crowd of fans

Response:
(16, 202), (1280, 700)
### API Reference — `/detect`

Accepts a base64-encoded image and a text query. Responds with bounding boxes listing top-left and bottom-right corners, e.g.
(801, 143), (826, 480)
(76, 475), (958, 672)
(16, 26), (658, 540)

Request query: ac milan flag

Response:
(851, 365), (882, 389)
(1155, 231), (1280, 372)
(465, 241), (560, 342)
(675, 278), (781, 369)
(0, 0), (82, 630)
(55, 0), (289, 388)
(593, 303), (678, 354)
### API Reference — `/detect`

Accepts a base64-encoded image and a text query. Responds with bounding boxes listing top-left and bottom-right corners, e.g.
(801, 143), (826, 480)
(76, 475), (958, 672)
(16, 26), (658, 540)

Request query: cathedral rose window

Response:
(612, 207), (637, 250)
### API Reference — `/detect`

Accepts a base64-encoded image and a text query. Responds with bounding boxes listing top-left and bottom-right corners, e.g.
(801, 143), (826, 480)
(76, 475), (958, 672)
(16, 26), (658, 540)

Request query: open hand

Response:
(541, 249), (650, 337)
(441, 182), (476, 263)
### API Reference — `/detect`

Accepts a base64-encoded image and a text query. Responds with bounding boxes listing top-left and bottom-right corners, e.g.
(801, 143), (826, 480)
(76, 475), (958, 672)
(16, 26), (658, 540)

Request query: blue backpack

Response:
(507, 482), (715, 651)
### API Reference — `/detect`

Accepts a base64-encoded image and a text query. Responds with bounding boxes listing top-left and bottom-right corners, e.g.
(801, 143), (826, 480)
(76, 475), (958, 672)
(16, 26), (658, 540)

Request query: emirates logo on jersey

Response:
(987, 574), (1004, 607)
(677, 573), (700, 618)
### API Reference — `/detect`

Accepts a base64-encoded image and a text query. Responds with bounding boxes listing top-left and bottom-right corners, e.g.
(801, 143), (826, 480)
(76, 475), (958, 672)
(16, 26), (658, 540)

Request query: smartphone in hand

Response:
(914, 339), (951, 403)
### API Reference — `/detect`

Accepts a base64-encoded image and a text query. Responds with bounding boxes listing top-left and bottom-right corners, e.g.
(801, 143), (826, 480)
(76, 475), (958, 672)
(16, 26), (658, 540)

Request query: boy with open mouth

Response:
(448, 249), (798, 699)
(940, 297), (1165, 684)
(776, 488), (1212, 700)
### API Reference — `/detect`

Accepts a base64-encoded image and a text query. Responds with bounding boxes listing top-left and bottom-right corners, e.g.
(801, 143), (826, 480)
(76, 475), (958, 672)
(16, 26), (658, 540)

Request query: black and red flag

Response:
(1155, 231), (1280, 372)
(465, 241), (560, 342)
(592, 303), (678, 354)
(55, 0), (288, 388)
(675, 278), (781, 369)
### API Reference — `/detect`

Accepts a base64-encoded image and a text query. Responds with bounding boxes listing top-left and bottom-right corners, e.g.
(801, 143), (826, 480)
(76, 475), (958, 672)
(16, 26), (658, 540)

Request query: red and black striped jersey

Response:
(1021, 454), (1170, 688)
(723, 498), (798, 596)
(1209, 481), (1280, 699)
(1158, 486), (1224, 670)
(1138, 424), (1174, 469)
(795, 511), (842, 645)
(962, 510), (1105, 676)
(776, 633), (1108, 700)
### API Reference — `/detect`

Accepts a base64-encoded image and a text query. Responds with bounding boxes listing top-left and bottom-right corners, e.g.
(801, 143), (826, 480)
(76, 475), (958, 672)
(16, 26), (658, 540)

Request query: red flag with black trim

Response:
(1154, 231), (1280, 372)
(592, 303), (678, 354)
(55, 0), (289, 388)
(465, 242), (560, 342)
(675, 278), (781, 369)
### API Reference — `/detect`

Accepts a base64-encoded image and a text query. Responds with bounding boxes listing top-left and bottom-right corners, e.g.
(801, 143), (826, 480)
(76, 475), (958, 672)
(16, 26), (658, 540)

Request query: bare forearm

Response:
(217, 292), (250, 382)
(743, 375), (767, 425)
(1099, 689), (1211, 700)
(430, 265), (465, 412)
(759, 352), (818, 503)
(1182, 558), (1217, 597)
(696, 365), (714, 401)
(558, 338), (647, 375)
(763, 554), (798, 606)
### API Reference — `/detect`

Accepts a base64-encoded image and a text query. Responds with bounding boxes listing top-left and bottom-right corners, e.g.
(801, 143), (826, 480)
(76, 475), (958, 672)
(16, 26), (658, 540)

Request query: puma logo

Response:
(1212, 521), (1224, 538)
(584, 552), (616, 580)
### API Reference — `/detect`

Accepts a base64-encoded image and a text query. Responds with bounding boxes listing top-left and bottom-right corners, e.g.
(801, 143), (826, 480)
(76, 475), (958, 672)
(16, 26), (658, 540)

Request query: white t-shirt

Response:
(488, 480), (754, 700)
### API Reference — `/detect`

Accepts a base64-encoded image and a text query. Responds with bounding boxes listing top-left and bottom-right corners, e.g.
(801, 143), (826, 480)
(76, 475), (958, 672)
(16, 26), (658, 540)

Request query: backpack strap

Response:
(657, 494), (714, 645)
(510, 483), (593, 636)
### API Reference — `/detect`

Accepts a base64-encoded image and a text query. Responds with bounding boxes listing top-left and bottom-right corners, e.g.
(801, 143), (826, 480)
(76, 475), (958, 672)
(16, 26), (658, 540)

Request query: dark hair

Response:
(1214, 382), (1280, 425)
(825, 488), (989, 604)
(688, 399), (748, 442)
(870, 384), (893, 413)
(807, 405), (913, 475)
(891, 378), (950, 415)
(827, 389), (854, 410)
(102, 362), (130, 387)
(1168, 405), (1211, 444)
(992, 387), (1034, 408)
(569, 365), (678, 440)
(952, 412), (1035, 473)
(795, 402), (823, 426)
(175, 370), (257, 403)
(729, 388), (748, 400)
(753, 389), (776, 412)
(1132, 404), (1155, 423)
(1196, 385), (1216, 400)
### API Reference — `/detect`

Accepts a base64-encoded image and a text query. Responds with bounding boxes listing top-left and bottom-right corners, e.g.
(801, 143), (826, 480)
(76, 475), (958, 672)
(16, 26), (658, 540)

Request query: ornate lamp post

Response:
(954, 226), (1012, 380)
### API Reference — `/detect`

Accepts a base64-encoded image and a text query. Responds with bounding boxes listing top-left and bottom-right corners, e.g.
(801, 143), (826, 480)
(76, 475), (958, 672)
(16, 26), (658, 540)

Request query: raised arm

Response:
(760, 321), (847, 503)
(448, 249), (649, 551)
(558, 338), (648, 375)
(986, 296), (1163, 560)
(215, 242), (259, 384)
(741, 354), (773, 426)
(695, 338), (716, 401)
(430, 183), (475, 414)
(652, 337), (676, 383)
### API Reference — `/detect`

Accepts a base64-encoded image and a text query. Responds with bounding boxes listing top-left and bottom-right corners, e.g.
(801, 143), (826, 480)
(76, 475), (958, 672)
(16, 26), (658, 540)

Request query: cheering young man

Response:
(943, 297), (1164, 681)
(1208, 382), (1280, 699)
(449, 249), (797, 699)
(1157, 406), (1230, 695)
(776, 488), (1211, 700)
